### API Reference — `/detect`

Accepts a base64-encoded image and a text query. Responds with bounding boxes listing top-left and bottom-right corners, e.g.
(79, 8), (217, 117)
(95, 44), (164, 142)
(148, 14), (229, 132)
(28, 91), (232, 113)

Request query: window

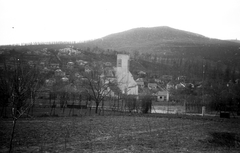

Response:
(117, 59), (122, 67)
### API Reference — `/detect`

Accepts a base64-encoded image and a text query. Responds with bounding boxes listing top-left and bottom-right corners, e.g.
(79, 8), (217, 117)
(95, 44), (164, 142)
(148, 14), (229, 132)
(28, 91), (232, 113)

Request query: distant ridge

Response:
(227, 39), (240, 44)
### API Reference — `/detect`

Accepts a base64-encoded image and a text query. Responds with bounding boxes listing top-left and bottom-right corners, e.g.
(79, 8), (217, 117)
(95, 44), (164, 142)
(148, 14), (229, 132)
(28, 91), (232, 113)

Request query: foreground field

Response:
(0, 114), (240, 153)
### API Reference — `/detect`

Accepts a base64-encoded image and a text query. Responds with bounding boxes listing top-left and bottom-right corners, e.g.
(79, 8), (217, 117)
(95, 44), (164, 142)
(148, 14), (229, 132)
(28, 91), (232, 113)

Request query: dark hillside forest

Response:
(85, 26), (240, 68)
(1, 44), (239, 85)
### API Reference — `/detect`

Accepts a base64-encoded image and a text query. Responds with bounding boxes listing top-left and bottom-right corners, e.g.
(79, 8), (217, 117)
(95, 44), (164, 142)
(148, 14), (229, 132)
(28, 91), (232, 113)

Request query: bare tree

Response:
(0, 63), (11, 117)
(82, 65), (119, 114)
(0, 59), (46, 152)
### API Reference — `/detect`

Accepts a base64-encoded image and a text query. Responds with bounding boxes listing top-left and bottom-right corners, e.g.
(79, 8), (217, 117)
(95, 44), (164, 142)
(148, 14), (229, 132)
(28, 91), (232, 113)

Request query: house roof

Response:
(136, 78), (144, 82)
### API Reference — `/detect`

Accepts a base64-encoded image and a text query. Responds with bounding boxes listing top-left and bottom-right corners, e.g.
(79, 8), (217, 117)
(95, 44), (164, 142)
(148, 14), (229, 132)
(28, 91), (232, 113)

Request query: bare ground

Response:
(0, 114), (240, 153)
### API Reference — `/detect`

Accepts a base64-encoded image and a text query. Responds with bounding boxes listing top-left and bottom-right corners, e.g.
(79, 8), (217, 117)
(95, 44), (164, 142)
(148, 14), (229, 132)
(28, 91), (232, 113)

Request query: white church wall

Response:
(116, 54), (138, 95)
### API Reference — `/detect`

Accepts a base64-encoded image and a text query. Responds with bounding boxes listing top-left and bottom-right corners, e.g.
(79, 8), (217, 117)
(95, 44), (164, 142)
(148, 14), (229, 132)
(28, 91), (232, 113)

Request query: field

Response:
(0, 112), (240, 153)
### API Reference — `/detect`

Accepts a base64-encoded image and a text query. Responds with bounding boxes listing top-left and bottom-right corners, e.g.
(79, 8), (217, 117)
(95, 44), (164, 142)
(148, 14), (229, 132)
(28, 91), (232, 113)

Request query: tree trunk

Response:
(102, 99), (104, 115)
(1, 106), (4, 117)
(31, 93), (36, 116)
(9, 117), (17, 153)
(95, 102), (99, 114)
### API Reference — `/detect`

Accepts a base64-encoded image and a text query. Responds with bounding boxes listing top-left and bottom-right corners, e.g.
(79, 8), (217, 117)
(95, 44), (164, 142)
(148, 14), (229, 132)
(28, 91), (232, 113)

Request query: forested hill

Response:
(83, 26), (240, 66)
(86, 26), (239, 52)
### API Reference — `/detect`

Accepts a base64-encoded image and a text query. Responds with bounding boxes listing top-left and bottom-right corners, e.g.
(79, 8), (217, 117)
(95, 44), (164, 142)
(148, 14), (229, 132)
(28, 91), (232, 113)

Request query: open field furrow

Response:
(0, 115), (240, 153)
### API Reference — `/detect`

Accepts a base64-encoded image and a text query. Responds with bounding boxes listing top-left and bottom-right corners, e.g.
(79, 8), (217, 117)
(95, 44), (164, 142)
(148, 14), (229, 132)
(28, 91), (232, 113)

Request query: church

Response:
(115, 54), (138, 95)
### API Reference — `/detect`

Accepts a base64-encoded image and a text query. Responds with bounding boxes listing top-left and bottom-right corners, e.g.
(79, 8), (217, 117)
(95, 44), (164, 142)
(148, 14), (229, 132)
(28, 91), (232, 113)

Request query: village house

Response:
(104, 62), (112, 67)
(104, 67), (115, 77)
(74, 72), (82, 78)
(67, 61), (74, 69)
(39, 61), (45, 68)
(177, 76), (187, 82)
(49, 63), (60, 69)
(162, 75), (173, 81)
(136, 78), (145, 88)
(61, 76), (69, 82)
(175, 82), (186, 89)
(166, 81), (175, 90)
(55, 69), (65, 77)
(59, 47), (80, 56)
(45, 78), (56, 87)
(138, 71), (146, 76)
(154, 78), (162, 83)
(76, 60), (88, 66)
(154, 90), (169, 102)
(28, 60), (35, 67)
(148, 83), (158, 90)
(41, 67), (50, 74)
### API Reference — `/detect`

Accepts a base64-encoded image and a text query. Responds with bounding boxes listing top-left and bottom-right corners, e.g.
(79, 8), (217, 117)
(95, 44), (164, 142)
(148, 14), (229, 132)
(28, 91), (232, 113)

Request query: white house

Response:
(155, 90), (169, 101)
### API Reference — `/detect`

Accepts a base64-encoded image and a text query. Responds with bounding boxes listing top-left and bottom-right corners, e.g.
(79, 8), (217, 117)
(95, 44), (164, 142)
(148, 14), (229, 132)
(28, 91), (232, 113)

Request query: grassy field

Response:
(0, 113), (240, 153)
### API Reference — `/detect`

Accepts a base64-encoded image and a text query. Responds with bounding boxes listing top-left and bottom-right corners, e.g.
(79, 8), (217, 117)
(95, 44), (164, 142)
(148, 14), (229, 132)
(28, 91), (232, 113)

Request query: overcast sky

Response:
(0, 0), (240, 45)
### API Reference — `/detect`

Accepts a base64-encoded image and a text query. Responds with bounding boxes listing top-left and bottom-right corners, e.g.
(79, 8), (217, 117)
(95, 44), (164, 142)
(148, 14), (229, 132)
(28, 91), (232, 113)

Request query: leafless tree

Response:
(0, 58), (46, 152)
(82, 65), (120, 114)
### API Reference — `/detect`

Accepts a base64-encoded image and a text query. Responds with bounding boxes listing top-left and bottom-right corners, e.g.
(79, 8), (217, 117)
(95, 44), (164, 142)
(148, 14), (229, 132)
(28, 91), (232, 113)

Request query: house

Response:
(154, 78), (162, 83)
(177, 76), (186, 81)
(61, 76), (69, 82)
(166, 81), (175, 91)
(74, 72), (82, 78)
(175, 83), (186, 89)
(138, 87), (152, 96)
(45, 78), (56, 87)
(104, 67), (115, 77)
(136, 78), (145, 88)
(162, 75), (173, 81)
(67, 62), (74, 69)
(148, 83), (158, 90)
(39, 61), (45, 67)
(59, 47), (79, 56)
(55, 69), (65, 77)
(28, 61), (35, 67)
(49, 63), (60, 69)
(41, 67), (50, 73)
(138, 71), (146, 75)
(155, 90), (169, 101)
(104, 62), (112, 67)
(76, 60), (88, 66)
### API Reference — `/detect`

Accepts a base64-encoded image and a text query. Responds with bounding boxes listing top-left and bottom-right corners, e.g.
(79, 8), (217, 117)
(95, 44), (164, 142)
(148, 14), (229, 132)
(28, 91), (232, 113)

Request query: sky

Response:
(0, 0), (240, 45)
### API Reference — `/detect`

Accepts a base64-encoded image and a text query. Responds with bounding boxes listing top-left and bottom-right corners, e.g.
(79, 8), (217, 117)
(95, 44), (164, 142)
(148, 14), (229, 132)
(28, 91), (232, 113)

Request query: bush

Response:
(141, 95), (153, 114)
(124, 95), (140, 113)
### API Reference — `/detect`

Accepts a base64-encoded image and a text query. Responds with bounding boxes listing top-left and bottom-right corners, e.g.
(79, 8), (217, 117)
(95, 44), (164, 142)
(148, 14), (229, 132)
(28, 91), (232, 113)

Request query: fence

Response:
(0, 95), (155, 117)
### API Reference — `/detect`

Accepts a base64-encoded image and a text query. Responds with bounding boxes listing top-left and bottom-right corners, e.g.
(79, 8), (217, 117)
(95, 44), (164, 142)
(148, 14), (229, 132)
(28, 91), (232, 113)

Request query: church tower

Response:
(117, 54), (129, 73)
(116, 54), (138, 95)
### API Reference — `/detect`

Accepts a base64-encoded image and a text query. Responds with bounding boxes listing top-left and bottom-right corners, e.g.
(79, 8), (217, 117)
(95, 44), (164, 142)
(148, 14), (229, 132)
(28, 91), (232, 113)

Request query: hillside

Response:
(86, 26), (238, 52)
(80, 26), (240, 67)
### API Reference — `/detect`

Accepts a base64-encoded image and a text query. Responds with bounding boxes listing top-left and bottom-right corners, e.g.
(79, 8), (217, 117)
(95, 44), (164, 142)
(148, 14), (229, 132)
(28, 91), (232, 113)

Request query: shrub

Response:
(141, 95), (153, 114)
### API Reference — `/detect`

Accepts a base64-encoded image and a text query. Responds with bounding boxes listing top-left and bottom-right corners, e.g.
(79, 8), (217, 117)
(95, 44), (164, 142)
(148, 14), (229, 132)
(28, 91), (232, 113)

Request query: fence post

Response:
(184, 102), (187, 113)
(202, 106), (206, 116)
